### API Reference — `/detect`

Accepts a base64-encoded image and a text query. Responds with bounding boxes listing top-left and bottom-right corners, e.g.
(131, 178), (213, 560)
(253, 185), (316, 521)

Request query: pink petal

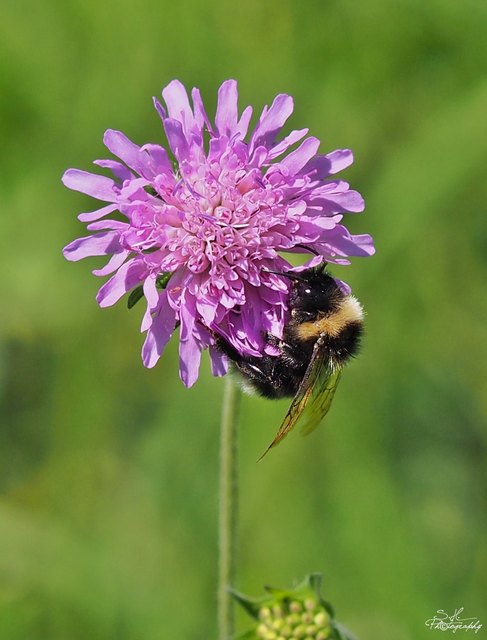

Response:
(235, 105), (253, 139)
(191, 87), (214, 135)
(309, 189), (365, 214)
(216, 79), (238, 137)
(267, 128), (309, 160)
(335, 278), (352, 295)
(140, 143), (173, 177)
(86, 219), (128, 231)
(78, 203), (118, 223)
(63, 231), (122, 261)
(152, 97), (166, 121)
(103, 130), (148, 178)
(316, 226), (376, 258)
(279, 137), (320, 174)
(162, 80), (197, 138)
(163, 118), (190, 162)
(143, 276), (159, 310)
(93, 159), (134, 182)
(251, 94), (294, 150)
(209, 345), (228, 377)
(96, 259), (148, 307)
(62, 169), (119, 201)
(178, 302), (201, 387)
(92, 250), (130, 276)
(142, 290), (178, 368)
(304, 149), (354, 178)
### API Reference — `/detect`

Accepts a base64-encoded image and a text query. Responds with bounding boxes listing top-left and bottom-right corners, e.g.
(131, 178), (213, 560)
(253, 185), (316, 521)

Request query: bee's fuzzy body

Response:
(217, 267), (364, 399)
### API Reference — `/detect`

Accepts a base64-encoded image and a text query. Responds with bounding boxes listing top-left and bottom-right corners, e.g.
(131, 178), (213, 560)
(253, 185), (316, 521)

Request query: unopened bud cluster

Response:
(256, 597), (331, 640)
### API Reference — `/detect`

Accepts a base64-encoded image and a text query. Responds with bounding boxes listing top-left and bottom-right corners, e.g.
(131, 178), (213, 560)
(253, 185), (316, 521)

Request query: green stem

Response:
(218, 375), (241, 640)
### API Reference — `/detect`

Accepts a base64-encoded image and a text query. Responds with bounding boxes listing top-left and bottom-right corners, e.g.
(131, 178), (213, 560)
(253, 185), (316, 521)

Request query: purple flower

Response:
(63, 80), (374, 386)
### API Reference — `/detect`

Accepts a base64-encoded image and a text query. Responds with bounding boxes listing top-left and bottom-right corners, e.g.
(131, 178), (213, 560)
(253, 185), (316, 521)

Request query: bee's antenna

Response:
(294, 244), (320, 256)
(262, 269), (304, 282)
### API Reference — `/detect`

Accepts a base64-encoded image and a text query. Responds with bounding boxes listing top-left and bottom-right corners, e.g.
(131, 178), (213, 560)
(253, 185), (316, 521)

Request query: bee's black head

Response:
(288, 267), (343, 323)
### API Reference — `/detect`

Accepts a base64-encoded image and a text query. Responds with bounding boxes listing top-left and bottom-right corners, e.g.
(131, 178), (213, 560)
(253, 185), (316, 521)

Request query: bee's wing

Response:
(299, 365), (342, 436)
(259, 340), (342, 459)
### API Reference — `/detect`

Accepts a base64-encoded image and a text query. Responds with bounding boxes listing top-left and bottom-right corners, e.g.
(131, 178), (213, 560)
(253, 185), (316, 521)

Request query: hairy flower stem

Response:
(218, 376), (241, 640)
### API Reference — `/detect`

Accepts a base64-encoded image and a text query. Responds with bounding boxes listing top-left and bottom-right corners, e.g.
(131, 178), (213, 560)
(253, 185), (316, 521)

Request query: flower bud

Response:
(259, 607), (272, 621)
(272, 604), (284, 618)
(313, 612), (330, 628)
(272, 618), (285, 631)
(286, 613), (301, 627)
(289, 601), (303, 613)
(301, 612), (313, 625)
(304, 598), (318, 612)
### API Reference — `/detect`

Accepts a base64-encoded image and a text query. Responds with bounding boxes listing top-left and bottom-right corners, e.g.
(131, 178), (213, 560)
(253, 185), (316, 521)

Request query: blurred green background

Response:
(1, 0), (486, 638)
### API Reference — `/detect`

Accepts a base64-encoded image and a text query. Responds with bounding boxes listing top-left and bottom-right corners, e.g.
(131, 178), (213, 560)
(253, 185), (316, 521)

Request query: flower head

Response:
(63, 80), (374, 386)
(232, 574), (357, 640)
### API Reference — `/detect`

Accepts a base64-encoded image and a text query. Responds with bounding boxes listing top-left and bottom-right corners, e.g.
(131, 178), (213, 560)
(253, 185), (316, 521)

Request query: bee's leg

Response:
(264, 332), (281, 348)
(214, 335), (290, 398)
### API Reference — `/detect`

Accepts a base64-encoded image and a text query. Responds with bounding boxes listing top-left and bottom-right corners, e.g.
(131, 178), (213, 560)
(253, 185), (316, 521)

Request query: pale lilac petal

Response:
(86, 219), (128, 231)
(290, 255), (327, 272)
(216, 79), (238, 137)
(143, 276), (159, 309)
(303, 149), (354, 178)
(209, 345), (228, 377)
(178, 301), (200, 387)
(267, 128), (309, 160)
(153, 97), (166, 121)
(93, 159), (134, 182)
(196, 297), (218, 325)
(140, 143), (173, 177)
(315, 227), (376, 259)
(251, 94), (294, 150)
(62, 169), (119, 201)
(96, 259), (148, 307)
(163, 118), (190, 161)
(78, 203), (118, 223)
(103, 130), (148, 178)
(162, 80), (197, 137)
(235, 105), (253, 138)
(191, 87), (214, 135)
(63, 231), (122, 261)
(278, 137), (321, 174)
(142, 290), (177, 367)
(92, 250), (130, 276)
(309, 189), (365, 214)
(335, 278), (352, 295)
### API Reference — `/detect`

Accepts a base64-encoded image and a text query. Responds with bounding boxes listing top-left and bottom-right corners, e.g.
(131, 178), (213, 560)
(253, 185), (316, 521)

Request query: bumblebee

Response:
(216, 264), (364, 457)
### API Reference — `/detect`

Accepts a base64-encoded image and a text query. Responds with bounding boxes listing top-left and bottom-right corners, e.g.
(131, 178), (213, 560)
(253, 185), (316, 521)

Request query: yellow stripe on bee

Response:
(295, 296), (364, 340)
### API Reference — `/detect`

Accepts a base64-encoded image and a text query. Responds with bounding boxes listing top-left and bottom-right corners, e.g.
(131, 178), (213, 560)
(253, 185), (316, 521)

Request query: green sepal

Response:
(156, 272), (172, 289)
(127, 285), (144, 309)
(332, 621), (357, 640)
(230, 588), (264, 620)
(264, 585), (294, 599)
(308, 573), (335, 618)
(234, 629), (258, 640)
